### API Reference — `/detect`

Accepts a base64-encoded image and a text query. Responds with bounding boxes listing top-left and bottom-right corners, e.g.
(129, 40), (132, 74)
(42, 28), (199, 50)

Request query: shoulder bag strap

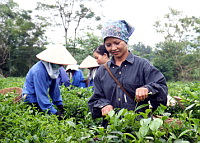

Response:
(104, 63), (135, 101)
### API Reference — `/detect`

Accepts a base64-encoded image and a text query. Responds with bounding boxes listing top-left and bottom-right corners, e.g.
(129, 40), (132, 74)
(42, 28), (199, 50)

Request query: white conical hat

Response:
(36, 43), (77, 65)
(79, 55), (99, 68)
(66, 64), (79, 71)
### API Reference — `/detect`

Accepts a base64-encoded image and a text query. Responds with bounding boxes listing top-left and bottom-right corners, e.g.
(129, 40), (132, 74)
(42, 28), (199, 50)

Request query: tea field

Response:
(0, 77), (199, 142)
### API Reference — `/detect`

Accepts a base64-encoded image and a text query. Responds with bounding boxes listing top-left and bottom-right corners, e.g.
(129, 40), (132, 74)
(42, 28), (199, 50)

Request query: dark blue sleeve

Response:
(72, 70), (85, 87)
(88, 69), (111, 119)
(143, 63), (168, 110)
(59, 67), (70, 87)
(33, 71), (57, 114)
(72, 71), (81, 87)
(49, 79), (63, 106)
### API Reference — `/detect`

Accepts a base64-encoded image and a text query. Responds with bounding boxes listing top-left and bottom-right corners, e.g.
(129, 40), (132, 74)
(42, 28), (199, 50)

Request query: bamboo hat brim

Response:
(36, 44), (77, 65)
(79, 55), (99, 68)
(66, 65), (79, 71)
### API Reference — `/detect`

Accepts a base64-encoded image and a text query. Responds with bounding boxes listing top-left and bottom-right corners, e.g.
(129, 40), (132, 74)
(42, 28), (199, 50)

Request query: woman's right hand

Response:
(101, 105), (113, 116)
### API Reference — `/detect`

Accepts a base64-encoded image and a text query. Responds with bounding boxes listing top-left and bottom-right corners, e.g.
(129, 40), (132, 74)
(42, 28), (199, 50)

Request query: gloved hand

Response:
(57, 105), (65, 114)
(55, 111), (64, 120)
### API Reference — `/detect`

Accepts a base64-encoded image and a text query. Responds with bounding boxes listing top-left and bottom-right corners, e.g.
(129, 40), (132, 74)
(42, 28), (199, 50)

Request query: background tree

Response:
(65, 32), (102, 64)
(129, 42), (155, 62)
(0, 0), (48, 77)
(36, 0), (103, 55)
(153, 8), (200, 81)
(0, 42), (9, 75)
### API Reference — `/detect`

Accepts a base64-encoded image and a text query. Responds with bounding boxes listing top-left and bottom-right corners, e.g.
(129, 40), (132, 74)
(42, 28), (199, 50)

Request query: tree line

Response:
(0, 0), (199, 81)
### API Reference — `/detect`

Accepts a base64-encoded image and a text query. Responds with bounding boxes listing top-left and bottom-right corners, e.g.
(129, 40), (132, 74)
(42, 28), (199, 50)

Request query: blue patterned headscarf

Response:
(101, 20), (135, 43)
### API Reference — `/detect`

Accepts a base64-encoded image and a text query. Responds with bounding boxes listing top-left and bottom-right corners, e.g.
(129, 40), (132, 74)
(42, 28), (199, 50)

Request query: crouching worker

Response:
(22, 44), (77, 120)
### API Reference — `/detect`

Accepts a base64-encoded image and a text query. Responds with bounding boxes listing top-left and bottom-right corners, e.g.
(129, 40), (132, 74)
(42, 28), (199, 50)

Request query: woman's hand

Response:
(135, 87), (149, 102)
(101, 105), (113, 116)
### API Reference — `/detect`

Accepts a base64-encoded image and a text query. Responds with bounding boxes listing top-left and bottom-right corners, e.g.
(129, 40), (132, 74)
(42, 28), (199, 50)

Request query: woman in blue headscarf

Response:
(88, 20), (168, 127)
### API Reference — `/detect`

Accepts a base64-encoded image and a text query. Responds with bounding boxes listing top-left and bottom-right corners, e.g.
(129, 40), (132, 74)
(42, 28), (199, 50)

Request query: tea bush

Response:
(0, 77), (200, 142)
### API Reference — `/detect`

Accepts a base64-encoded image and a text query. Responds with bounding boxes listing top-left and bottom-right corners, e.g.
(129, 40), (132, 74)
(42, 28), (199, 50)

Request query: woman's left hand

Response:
(135, 87), (149, 102)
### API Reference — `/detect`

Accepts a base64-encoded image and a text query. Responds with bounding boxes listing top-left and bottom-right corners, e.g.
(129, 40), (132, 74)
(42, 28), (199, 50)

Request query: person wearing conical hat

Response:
(79, 55), (99, 88)
(66, 65), (86, 88)
(22, 43), (77, 118)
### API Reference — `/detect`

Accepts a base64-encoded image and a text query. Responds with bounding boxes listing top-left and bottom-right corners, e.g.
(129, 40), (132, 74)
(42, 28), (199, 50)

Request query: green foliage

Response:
(36, 0), (104, 52)
(0, 0), (48, 77)
(70, 32), (103, 64)
(153, 8), (200, 81)
(130, 42), (155, 62)
(167, 82), (200, 119)
(0, 78), (97, 142)
(154, 8), (200, 43)
(0, 78), (200, 142)
(0, 77), (24, 89)
(156, 41), (200, 81)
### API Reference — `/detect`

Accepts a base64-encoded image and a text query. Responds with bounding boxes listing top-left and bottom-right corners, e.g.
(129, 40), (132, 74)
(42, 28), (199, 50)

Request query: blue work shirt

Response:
(57, 67), (70, 87)
(88, 79), (94, 87)
(87, 67), (98, 88)
(88, 52), (168, 119)
(22, 61), (62, 114)
(72, 69), (86, 88)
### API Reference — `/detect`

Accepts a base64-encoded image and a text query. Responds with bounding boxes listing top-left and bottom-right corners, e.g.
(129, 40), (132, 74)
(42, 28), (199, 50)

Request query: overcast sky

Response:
(15, 0), (200, 46)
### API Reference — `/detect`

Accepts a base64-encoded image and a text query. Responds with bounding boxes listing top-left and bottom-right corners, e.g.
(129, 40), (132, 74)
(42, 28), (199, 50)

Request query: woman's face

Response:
(104, 37), (128, 59)
(93, 52), (108, 65)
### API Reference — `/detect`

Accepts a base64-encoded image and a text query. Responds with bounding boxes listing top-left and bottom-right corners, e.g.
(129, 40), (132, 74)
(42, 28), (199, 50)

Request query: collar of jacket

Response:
(109, 51), (135, 68)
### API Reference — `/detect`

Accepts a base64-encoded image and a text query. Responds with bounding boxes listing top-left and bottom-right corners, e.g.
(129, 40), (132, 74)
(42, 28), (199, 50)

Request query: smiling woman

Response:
(104, 38), (129, 65)
(88, 20), (168, 128)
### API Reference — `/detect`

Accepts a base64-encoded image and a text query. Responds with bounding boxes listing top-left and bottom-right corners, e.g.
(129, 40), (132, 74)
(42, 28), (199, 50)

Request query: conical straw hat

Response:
(66, 64), (79, 71)
(36, 43), (77, 65)
(79, 55), (99, 68)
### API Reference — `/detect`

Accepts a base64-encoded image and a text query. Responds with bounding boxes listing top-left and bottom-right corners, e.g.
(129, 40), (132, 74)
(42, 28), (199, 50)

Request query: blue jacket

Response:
(22, 61), (62, 114)
(88, 79), (94, 87)
(87, 67), (98, 88)
(72, 69), (86, 88)
(57, 67), (70, 87)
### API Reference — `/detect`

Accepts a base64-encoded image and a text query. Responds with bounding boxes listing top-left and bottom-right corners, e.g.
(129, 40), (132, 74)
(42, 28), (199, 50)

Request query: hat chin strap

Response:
(42, 61), (60, 79)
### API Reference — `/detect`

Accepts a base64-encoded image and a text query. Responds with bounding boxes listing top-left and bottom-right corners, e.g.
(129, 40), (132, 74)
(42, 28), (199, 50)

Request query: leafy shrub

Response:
(0, 78), (200, 142)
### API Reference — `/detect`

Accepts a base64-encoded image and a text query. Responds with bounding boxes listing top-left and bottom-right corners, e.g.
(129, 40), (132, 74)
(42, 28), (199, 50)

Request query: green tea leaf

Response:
(174, 139), (190, 143)
(108, 110), (115, 117)
(124, 133), (136, 140)
(178, 129), (191, 138)
(140, 118), (151, 126)
(135, 104), (149, 112)
(185, 104), (195, 111)
(66, 121), (76, 127)
(139, 125), (149, 138)
(149, 118), (163, 131)
(106, 135), (118, 139)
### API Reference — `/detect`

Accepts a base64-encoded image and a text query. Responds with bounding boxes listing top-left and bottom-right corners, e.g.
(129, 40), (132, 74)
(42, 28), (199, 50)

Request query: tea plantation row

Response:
(0, 77), (199, 142)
